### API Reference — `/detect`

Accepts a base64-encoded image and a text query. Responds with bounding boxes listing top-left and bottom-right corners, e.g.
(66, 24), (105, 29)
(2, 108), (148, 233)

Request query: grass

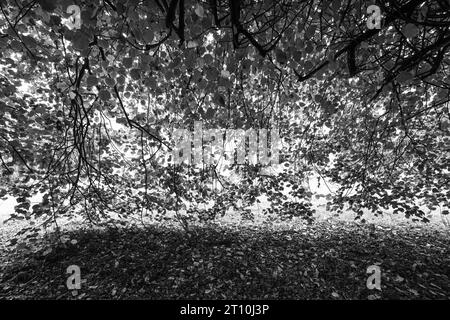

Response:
(0, 218), (449, 300)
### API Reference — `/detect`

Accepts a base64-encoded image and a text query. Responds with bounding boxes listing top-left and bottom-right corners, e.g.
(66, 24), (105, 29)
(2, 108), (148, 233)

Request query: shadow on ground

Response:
(0, 221), (449, 299)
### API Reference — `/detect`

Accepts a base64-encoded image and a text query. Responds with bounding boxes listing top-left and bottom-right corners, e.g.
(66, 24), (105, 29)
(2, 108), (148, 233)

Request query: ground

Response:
(0, 217), (448, 299)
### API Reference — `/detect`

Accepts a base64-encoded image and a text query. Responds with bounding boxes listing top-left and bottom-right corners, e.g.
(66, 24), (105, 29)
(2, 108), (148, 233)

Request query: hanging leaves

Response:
(402, 23), (420, 39)
(194, 4), (205, 18)
(98, 89), (111, 101)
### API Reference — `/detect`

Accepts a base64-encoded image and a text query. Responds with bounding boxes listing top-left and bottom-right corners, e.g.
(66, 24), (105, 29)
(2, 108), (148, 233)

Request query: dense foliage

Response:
(0, 0), (449, 236)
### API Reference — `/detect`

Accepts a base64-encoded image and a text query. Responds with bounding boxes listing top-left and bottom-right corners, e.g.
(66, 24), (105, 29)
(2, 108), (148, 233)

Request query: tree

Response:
(0, 0), (449, 234)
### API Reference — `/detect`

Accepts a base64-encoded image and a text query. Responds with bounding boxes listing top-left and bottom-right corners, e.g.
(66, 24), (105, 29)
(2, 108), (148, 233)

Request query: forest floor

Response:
(0, 218), (449, 300)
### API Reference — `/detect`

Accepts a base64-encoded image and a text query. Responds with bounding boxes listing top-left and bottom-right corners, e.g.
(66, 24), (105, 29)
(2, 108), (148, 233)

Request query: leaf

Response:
(293, 50), (302, 63)
(220, 70), (230, 78)
(143, 29), (154, 43)
(205, 108), (215, 119)
(195, 5), (205, 18)
(98, 89), (111, 101)
(275, 49), (288, 64)
(397, 71), (414, 82)
(403, 23), (419, 38)
(105, 77), (116, 87)
(408, 289), (419, 296)
(72, 32), (90, 51)
(394, 275), (404, 282)
(332, 0), (341, 12)
(214, 93), (225, 106)
(37, 0), (57, 12)
(86, 75), (98, 87)
(187, 40), (199, 48)
(122, 57), (133, 69)
(130, 68), (141, 80)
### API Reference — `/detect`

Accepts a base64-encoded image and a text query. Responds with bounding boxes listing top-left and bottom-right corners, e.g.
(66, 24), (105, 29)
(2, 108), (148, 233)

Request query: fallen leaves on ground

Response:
(0, 221), (448, 299)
